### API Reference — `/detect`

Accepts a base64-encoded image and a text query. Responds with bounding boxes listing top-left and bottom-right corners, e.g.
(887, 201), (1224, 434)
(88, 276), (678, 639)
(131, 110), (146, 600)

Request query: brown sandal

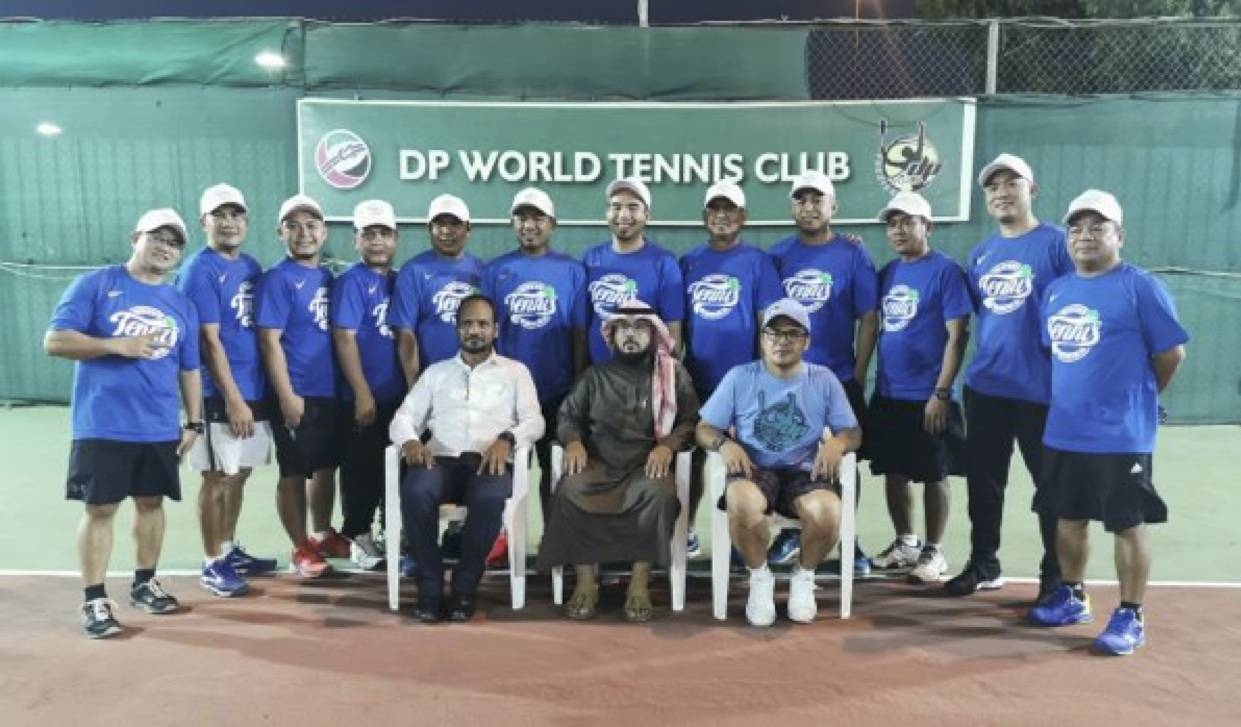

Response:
(567, 584), (599, 620)
(623, 591), (653, 623)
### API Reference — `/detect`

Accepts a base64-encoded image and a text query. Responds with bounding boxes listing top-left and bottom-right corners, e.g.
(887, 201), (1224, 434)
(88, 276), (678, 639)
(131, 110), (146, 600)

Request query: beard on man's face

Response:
(613, 337), (652, 364)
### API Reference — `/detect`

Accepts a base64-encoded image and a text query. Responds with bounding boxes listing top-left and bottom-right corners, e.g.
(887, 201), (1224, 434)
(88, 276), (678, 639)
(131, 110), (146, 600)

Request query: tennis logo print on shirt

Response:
(504, 281), (558, 330)
(688, 274), (741, 320)
(881, 285), (920, 332)
(372, 298), (393, 338)
(783, 269), (833, 313)
(309, 287), (330, 331)
(230, 280), (254, 328)
(1047, 304), (1101, 363)
(978, 260), (1034, 314)
(588, 273), (637, 317)
(109, 305), (180, 359)
(753, 390), (810, 451)
(431, 281), (476, 324)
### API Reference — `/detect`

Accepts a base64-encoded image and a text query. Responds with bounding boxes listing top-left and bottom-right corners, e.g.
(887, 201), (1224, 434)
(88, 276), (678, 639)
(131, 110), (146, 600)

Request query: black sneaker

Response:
(81, 598), (122, 639)
(129, 579), (180, 614)
(943, 561), (1005, 597)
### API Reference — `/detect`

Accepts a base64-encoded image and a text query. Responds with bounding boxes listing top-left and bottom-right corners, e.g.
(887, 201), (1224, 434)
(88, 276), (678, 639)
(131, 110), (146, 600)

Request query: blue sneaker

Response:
(853, 543), (872, 577)
(1093, 607), (1146, 655)
(767, 528), (801, 566)
(400, 554), (418, 578)
(225, 543), (277, 576)
(686, 531), (702, 559)
(1028, 584), (1093, 626)
(200, 558), (249, 598)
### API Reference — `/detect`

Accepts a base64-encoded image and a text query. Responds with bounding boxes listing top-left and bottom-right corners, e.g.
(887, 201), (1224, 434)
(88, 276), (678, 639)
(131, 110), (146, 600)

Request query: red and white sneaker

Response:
(290, 543), (331, 578)
(485, 532), (509, 568)
(310, 528), (352, 559)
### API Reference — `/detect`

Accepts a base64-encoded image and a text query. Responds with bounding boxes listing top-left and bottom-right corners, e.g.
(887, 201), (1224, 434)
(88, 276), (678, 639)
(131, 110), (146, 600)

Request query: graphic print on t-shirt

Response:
(588, 273), (638, 317)
(110, 306), (180, 359)
(782, 269), (834, 312)
(881, 284), (919, 332)
(431, 281), (476, 324)
(688, 274), (741, 320)
(309, 287), (330, 331)
(978, 260), (1034, 314)
(230, 281), (254, 327)
(1047, 303), (1101, 363)
(753, 390), (810, 452)
(504, 281), (558, 329)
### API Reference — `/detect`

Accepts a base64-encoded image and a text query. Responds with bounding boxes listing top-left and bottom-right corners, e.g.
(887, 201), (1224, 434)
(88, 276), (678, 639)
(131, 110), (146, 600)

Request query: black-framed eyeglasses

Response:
(762, 328), (807, 343)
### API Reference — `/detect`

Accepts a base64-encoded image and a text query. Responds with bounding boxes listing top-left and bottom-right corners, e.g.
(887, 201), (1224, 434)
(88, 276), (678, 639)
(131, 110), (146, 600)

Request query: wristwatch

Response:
(498, 431), (516, 446)
(933, 388), (951, 401)
(183, 421), (205, 434)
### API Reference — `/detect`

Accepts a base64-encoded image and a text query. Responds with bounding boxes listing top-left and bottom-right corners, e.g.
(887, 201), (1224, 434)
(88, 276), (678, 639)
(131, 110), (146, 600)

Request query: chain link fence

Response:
(802, 18), (1241, 99)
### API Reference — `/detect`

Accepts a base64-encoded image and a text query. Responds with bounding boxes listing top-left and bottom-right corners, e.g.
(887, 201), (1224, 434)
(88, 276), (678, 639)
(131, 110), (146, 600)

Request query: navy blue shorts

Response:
(67, 438), (181, 505)
(867, 394), (965, 483)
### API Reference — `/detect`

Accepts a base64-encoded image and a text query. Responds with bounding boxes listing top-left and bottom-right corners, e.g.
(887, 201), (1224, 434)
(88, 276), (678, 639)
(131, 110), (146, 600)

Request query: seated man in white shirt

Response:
(389, 294), (544, 623)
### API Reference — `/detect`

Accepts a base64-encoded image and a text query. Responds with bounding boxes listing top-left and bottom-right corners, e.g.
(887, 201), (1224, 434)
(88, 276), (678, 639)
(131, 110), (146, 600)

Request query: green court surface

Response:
(1, 405), (1237, 584)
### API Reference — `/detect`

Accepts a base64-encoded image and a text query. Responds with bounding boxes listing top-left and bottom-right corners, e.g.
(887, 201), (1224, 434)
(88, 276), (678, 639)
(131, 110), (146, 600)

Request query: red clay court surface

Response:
(1, 574), (1238, 726)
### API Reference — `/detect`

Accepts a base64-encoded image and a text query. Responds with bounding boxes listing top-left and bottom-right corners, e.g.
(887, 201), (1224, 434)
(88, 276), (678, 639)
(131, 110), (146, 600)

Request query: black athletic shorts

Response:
(1037, 447), (1167, 533)
(718, 466), (841, 520)
(841, 378), (870, 461)
(270, 396), (341, 478)
(66, 438), (181, 505)
(203, 396), (270, 424)
(867, 394), (966, 483)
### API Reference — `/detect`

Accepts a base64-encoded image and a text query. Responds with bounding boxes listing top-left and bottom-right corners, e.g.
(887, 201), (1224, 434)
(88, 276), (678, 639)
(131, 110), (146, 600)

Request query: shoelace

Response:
(90, 598), (117, 619)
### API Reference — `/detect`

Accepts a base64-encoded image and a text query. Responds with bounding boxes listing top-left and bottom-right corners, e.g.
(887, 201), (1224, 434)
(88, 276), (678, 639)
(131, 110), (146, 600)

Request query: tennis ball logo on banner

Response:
(875, 120), (943, 194)
(1047, 304), (1101, 363)
(315, 129), (372, 190)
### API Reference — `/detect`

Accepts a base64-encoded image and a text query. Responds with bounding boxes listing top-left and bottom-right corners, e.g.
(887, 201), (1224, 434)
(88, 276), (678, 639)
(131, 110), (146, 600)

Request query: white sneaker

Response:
(871, 537), (922, 569)
(745, 568), (777, 627)
(350, 532), (385, 571)
(787, 565), (818, 623)
(908, 547), (948, 584)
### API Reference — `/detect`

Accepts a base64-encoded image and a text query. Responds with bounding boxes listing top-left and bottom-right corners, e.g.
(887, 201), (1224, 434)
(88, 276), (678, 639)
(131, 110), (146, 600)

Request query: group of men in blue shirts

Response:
(49, 152), (1187, 655)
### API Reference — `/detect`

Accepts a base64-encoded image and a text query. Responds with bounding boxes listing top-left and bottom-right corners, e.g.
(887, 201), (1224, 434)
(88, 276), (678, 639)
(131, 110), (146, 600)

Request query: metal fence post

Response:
(986, 19), (1000, 95)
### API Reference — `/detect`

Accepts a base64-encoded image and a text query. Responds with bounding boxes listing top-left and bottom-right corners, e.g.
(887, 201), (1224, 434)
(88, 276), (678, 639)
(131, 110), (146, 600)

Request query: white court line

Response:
(1, 570), (1239, 589)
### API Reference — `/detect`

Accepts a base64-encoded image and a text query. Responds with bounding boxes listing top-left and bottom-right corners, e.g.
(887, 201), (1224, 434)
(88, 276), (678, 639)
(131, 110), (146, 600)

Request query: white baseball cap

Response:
(199, 183), (247, 218)
(789, 169), (835, 199)
(878, 191), (933, 222)
(134, 208), (189, 243)
(277, 194), (324, 224)
(978, 153), (1035, 187)
(427, 194), (470, 223)
(353, 199), (396, 231)
(762, 297), (812, 334)
(1063, 189), (1124, 225)
(605, 177), (652, 210)
(704, 180), (746, 210)
(510, 187), (556, 218)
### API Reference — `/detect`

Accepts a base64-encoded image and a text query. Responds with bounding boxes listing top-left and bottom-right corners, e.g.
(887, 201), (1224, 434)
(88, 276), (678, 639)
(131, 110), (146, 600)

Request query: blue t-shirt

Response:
(965, 222), (1073, 403)
(699, 361), (858, 472)
(1041, 263), (1189, 454)
(49, 265), (201, 442)
(254, 258), (336, 398)
(768, 234), (879, 383)
(483, 250), (587, 404)
(680, 242), (784, 396)
(175, 247), (264, 402)
(331, 263), (404, 405)
(582, 240), (685, 364)
(390, 250), (484, 370)
(876, 250), (973, 401)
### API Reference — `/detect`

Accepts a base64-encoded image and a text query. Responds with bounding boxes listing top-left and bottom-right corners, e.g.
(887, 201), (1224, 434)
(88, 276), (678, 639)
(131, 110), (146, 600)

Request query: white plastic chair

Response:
(548, 444), (691, 612)
(708, 450), (857, 620)
(384, 444), (531, 611)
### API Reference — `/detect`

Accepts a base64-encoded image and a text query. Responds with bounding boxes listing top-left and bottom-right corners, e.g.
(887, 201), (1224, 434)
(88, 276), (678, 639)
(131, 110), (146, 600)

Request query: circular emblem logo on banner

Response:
(315, 129), (371, 190)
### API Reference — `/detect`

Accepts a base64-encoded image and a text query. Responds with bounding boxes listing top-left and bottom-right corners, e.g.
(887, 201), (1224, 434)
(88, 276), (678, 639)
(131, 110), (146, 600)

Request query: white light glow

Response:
(254, 51), (286, 70)
(36, 122), (62, 137)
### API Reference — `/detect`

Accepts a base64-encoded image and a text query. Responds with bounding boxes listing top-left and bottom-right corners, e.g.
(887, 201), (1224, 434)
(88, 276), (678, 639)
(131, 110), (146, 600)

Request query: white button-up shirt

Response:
(389, 352), (544, 458)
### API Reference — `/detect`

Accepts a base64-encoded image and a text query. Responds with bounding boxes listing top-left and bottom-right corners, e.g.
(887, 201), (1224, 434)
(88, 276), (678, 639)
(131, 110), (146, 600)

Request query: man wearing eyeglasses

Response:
(1029, 190), (1187, 656)
(696, 298), (861, 627)
(256, 194), (347, 578)
(46, 208), (202, 638)
(948, 154), (1074, 603)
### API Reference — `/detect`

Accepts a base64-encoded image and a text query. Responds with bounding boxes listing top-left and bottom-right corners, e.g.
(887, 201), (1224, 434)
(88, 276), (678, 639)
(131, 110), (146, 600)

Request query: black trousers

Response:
(401, 454), (512, 601)
(963, 387), (1060, 586)
(338, 403), (398, 540)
